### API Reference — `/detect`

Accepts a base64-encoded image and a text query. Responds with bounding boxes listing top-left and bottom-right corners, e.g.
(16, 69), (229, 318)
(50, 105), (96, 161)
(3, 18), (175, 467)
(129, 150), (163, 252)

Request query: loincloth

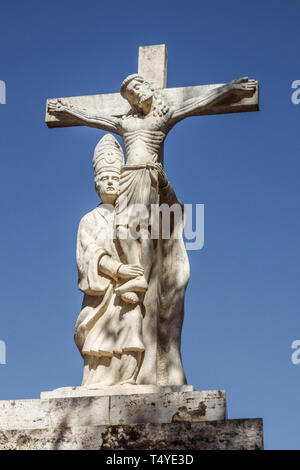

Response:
(115, 164), (159, 230)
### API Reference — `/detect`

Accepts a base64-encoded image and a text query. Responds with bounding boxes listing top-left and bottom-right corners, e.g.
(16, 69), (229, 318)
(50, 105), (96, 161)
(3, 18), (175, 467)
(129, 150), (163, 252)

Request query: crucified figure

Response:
(48, 75), (257, 303)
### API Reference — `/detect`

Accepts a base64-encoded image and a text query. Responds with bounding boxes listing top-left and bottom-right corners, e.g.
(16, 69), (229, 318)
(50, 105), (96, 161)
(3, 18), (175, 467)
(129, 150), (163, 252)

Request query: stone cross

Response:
(45, 45), (259, 387)
(45, 44), (258, 133)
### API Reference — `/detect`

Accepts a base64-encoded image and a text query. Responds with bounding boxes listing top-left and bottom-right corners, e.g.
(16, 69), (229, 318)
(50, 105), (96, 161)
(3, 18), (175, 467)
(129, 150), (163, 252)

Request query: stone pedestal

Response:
(0, 387), (263, 450)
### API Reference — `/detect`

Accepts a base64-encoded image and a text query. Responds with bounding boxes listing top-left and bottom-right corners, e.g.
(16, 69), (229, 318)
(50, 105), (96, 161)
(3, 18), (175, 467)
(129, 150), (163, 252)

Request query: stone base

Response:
(0, 390), (226, 429)
(0, 419), (263, 450)
(40, 384), (194, 399)
(0, 388), (263, 450)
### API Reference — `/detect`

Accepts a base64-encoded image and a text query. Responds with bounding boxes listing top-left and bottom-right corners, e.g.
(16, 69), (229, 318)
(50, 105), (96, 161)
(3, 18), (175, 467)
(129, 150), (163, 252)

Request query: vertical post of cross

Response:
(138, 44), (168, 89)
(135, 45), (168, 384)
(138, 45), (167, 167)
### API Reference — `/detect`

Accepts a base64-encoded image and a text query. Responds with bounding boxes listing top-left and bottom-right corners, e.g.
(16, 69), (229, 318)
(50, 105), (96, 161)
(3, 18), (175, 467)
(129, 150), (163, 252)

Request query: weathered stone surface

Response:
(138, 44), (167, 89)
(47, 396), (110, 428)
(45, 45), (259, 390)
(46, 83), (258, 128)
(0, 396), (110, 430)
(0, 389), (262, 450)
(41, 384), (194, 399)
(0, 419), (263, 450)
(0, 399), (48, 430)
(68, 131), (190, 387)
(0, 390), (225, 430)
(100, 419), (263, 450)
(110, 390), (226, 425)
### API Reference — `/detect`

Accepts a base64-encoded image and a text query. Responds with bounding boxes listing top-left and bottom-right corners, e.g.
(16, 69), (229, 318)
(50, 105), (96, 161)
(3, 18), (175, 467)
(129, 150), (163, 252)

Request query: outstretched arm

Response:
(48, 99), (120, 134)
(170, 77), (257, 124)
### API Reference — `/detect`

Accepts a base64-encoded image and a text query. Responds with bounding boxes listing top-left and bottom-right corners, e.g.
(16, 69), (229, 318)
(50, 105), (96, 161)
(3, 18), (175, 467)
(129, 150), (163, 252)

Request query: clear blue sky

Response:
(0, 0), (299, 450)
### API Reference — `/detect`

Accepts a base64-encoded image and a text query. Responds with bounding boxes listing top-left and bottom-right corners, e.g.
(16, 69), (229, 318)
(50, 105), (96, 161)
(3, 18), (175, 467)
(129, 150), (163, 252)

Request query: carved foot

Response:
(119, 378), (137, 385)
(115, 276), (148, 294)
(121, 292), (139, 304)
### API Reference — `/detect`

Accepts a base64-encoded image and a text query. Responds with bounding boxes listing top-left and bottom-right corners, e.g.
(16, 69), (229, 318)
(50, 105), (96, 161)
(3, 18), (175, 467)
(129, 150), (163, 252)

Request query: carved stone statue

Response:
(74, 133), (189, 386)
(75, 134), (145, 385)
(48, 75), (256, 305)
(46, 46), (258, 387)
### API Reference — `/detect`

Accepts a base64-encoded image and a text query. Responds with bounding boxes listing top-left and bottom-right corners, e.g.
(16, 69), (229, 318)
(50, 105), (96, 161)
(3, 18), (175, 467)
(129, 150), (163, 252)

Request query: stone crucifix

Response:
(46, 44), (259, 387)
(46, 44), (258, 172)
(46, 44), (258, 132)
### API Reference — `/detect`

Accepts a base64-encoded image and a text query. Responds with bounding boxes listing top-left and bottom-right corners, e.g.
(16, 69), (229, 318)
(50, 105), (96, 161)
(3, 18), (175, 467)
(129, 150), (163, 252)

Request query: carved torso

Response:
(119, 104), (172, 165)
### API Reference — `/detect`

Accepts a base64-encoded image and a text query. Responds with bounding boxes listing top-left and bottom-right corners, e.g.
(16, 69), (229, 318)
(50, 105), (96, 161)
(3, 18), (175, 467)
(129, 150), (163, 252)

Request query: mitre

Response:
(93, 134), (124, 176)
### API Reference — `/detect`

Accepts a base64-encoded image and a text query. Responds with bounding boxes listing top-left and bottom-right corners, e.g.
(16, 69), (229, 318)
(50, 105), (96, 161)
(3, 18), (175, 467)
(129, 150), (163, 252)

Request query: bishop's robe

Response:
(74, 204), (145, 386)
(74, 181), (190, 387)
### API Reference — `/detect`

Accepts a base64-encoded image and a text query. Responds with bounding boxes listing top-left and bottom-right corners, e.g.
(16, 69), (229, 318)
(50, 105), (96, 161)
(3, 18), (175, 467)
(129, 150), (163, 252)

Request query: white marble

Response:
(0, 419), (264, 450)
(45, 44), (259, 389)
(138, 44), (167, 89)
(110, 390), (226, 424)
(0, 389), (226, 431)
(0, 396), (110, 430)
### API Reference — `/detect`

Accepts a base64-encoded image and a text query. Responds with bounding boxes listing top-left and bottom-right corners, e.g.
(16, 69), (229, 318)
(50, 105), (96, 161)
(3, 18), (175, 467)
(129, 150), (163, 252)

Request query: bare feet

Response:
(115, 276), (148, 294)
(121, 292), (139, 304)
(119, 379), (137, 385)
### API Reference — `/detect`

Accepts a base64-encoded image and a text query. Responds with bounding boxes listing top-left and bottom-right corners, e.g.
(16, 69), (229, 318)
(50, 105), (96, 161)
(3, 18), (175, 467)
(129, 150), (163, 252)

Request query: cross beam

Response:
(45, 44), (258, 128)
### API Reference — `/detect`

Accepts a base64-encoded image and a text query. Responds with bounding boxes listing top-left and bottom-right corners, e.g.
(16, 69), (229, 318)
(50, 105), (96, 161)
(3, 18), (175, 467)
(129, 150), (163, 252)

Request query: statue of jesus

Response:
(48, 75), (256, 304)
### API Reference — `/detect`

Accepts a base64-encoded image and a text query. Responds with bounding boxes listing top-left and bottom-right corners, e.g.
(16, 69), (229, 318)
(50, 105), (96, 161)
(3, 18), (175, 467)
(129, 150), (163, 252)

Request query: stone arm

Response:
(76, 215), (122, 295)
(99, 255), (144, 281)
(98, 255), (122, 282)
(169, 77), (257, 125)
(47, 99), (121, 134)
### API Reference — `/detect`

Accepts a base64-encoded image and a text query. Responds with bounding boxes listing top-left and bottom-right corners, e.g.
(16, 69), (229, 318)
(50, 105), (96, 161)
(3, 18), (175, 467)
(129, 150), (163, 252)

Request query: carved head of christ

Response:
(120, 74), (154, 115)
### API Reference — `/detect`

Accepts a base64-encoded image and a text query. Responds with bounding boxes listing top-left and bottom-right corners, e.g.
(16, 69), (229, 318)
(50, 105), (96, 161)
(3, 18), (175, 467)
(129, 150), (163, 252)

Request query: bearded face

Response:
(125, 78), (154, 113)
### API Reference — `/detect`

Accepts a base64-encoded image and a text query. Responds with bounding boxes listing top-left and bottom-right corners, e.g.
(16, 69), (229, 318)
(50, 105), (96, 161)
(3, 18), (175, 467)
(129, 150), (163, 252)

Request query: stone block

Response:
(0, 399), (48, 430)
(0, 419), (263, 450)
(110, 390), (226, 425)
(0, 396), (110, 430)
(0, 390), (225, 429)
(46, 396), (110, 428)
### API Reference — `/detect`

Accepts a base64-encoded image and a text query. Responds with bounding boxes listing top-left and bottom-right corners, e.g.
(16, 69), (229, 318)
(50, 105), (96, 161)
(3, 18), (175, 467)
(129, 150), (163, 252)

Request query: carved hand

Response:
(154, 162), (168, 188)
(48, 98), (67, 113)
(230, 77), (257, 98)
(118, 264), (144, 280)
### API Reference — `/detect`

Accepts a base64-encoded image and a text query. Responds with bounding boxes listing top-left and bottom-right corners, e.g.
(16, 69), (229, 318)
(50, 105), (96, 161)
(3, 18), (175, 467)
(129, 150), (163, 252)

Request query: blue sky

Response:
(0, 0), (299, 450)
